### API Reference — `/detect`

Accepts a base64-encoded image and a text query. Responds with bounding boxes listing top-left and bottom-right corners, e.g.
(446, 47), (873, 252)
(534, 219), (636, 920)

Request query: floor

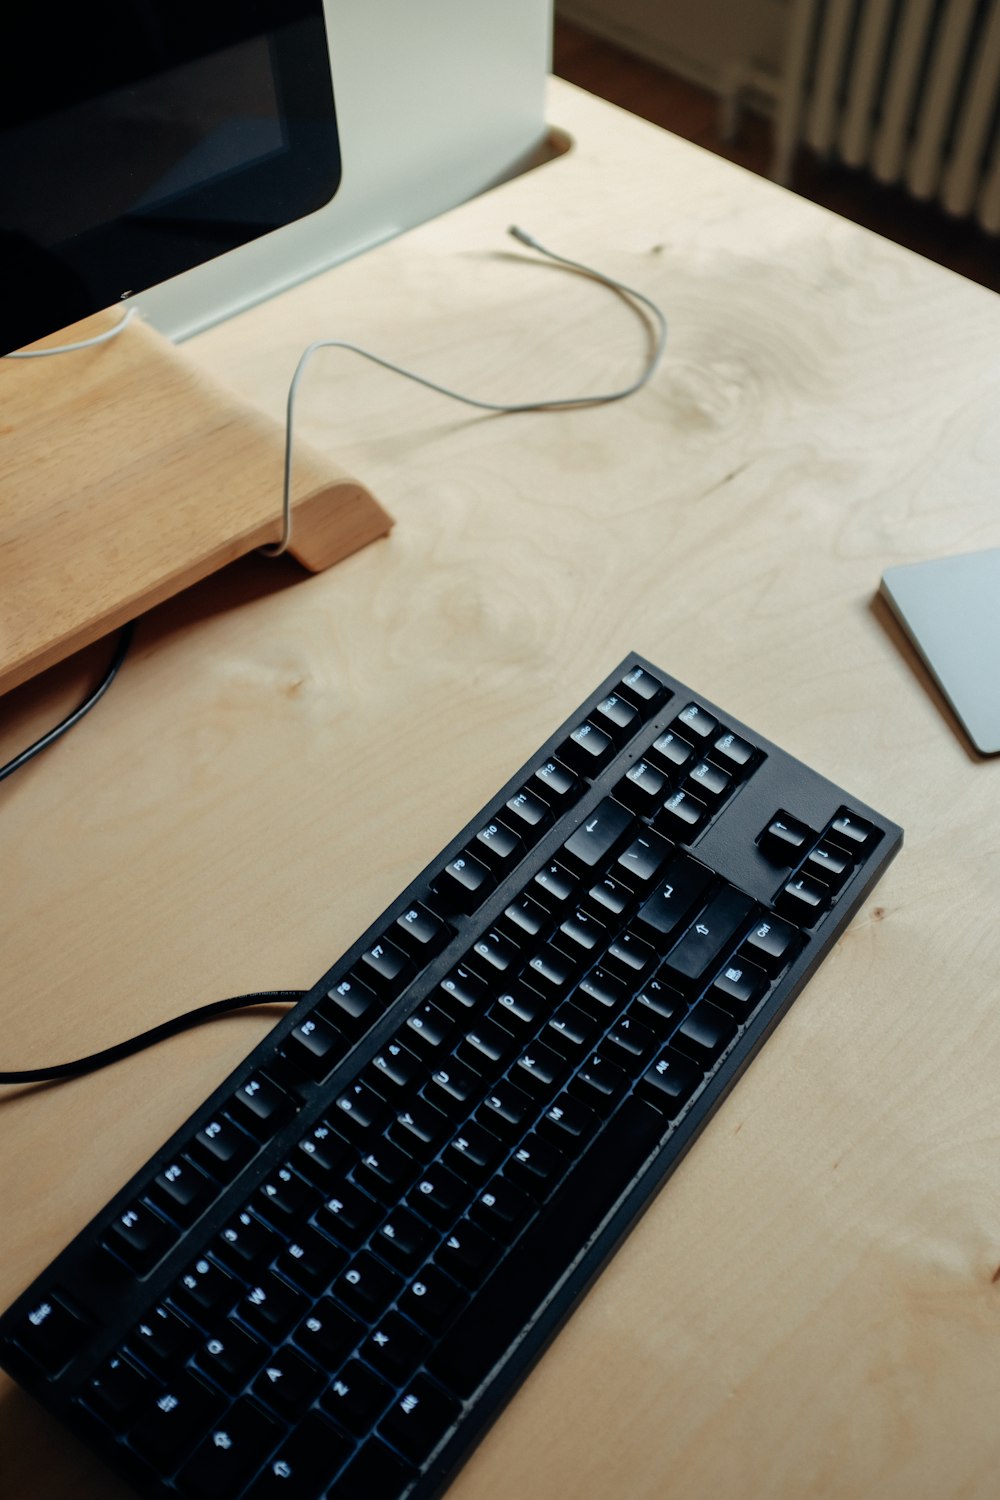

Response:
(552, 18), (1000, 295)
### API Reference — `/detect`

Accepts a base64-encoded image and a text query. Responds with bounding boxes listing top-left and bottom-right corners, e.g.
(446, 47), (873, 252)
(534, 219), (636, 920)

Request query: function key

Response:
(558, 720), (615, 776)
(592, 692), (639, 741)
(712, 730), (756, 771)
(829, 809), (879, 853)
(742, 912), (800, 973)
(10, 1291), (93, 1376)
(393, 902), (449, 957)
(151, 1158), (214, 1227)
(359, 937), (412, 995)
(532, 757), (580, 805)
(324, 974), (382, 1033)
(675, 702), (718, 740)
(617, 664), (668, 710)
(474, 818), (523, 872)
(433, 851), (493, 914)
(101, 1201), (175, 1275)
(758, 812), (814, 864)
(191, 1116), (255, 1182)
(503, 786), (552, 837)
(228, 1075), (292, 1140)
(284, 1013), (346, 1081)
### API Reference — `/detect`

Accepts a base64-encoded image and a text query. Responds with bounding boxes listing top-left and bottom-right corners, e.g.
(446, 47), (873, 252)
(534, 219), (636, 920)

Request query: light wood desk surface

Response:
(2, 80), (999, 1500)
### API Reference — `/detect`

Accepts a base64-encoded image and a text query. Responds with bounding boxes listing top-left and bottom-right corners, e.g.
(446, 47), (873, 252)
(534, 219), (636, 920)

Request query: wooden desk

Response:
(2, 79), (999, 1500)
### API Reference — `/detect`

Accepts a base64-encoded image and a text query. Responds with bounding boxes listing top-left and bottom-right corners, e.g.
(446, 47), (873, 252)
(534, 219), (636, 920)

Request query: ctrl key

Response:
(10, 1290), (93, 1376)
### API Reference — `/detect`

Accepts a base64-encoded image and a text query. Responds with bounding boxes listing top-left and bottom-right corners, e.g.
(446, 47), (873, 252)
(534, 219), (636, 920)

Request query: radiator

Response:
(774, 0), (1000, 233)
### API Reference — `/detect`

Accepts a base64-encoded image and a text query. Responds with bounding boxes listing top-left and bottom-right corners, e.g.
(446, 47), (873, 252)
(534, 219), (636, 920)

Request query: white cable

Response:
(260, 225), (668, 556)
(3, 306), (138, 358)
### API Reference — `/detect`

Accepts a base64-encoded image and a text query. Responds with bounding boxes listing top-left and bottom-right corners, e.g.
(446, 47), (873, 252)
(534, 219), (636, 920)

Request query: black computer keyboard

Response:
(0, 655), (902, 1500)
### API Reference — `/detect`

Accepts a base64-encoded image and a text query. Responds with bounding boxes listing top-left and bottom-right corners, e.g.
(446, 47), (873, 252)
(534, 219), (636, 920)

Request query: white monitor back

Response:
(135, 0), (553, 342)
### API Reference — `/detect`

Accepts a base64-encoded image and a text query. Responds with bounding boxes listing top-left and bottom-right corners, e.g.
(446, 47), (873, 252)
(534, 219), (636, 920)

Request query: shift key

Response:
(662, 887), (753, 990)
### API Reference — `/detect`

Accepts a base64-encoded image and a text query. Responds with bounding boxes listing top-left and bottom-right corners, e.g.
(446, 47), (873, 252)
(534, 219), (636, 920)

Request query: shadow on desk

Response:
(0, 1381), (131, 1499)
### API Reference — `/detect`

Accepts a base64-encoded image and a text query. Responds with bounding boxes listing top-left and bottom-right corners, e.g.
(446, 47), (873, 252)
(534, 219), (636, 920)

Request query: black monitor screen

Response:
(1, 1), (341, 354)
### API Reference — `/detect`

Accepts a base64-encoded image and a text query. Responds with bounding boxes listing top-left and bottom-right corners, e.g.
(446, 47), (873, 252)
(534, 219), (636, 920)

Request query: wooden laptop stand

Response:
(0, 311), (392, 697)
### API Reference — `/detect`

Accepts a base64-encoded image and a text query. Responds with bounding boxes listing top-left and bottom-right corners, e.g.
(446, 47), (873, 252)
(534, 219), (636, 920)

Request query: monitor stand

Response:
(0, 311), (392, 697)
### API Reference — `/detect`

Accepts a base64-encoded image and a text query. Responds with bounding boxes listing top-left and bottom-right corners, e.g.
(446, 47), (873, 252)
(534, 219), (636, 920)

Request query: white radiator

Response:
(774, 0), (1000, 233)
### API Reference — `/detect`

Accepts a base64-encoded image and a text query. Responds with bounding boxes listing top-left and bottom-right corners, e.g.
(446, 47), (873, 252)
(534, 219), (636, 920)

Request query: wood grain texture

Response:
(1, 78), (999, 1500)
(0, 314), (392, 695)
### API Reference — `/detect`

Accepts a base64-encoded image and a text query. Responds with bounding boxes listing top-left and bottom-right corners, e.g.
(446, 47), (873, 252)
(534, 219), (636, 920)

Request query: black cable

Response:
(0, 990), (305, 1085)
(0, 621), (136, 784)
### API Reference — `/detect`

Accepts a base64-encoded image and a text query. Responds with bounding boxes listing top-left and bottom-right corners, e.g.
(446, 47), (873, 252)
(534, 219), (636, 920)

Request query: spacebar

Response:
(428, 1096), (666, 1398)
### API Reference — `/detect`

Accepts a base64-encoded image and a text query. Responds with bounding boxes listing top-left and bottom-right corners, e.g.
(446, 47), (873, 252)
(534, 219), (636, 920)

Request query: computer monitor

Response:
(0, 1), (341, 357)
(1, 2), (553, 354)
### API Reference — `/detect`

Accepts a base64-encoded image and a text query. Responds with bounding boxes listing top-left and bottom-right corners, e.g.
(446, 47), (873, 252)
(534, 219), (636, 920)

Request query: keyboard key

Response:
(193, 1321), (263, 1393)
(398, 1265), (466, 1335)
(245, 1411), (351, 1499)
(829, 809), (879, 852)
(661, 887), (754, 990)
(191, 1117), (255, 1182)
(337, 1437), (417, 1500)
(710, 958), (768, 1020)
(474, 817), (522, 870)
(434, 851), (493, 912)
(317, 1182), (380, 1247)
(292, 1298), (361, 1367)
(152, 1159), (214, 1227)
(437, 1219), (501, 1288)
(251, 1347), (325, 1418)
(504, 786), (552, 835)
(83, 1353), (151, 1427)
(674, 1001), (738, 1067)
(102, 1201), (174, 1275)
(742, 912), (799, 972)
(324, 975), (381, 1031)
(759, 811), (814, 863)
(804, 842), (852, 890)
(130, 1305), (193, 1368)
(593, 692), (639, 740)
(675, 702), (718, 740)
(615, 829), (672, 887)
(633, 856), (712, 944)
(321, 1358), (393, 1435)
(532, 757), (580, 805)
(362, 1311), (430, 1382)
(236, 1274), (306, 1343)
(176, 1396), (281, 1500)
(174, 1258), (235, 1322)
(380, 1373), (462, 1465)
(393, 902), (448, 956)
(128, 1370), (224, 1469)
(638, 1049), (702, 1114)
(617, 664), (667, 708)
(360, 937), (412, 994)
(407, 1164), (468, 1228)
(648, 728), (694, 772)
(10, 1291), (92, 1376)
(229, 1076), (291, 1140)
(776, 872), (829, 925)
(657, 787), (708, 838)
(712, 730), (755, 769)
(284, 1014), (345, 1080)
(559, 719), (614, 774)
(561, 795), (633, 868)
(334, 1253), (403, 1320)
